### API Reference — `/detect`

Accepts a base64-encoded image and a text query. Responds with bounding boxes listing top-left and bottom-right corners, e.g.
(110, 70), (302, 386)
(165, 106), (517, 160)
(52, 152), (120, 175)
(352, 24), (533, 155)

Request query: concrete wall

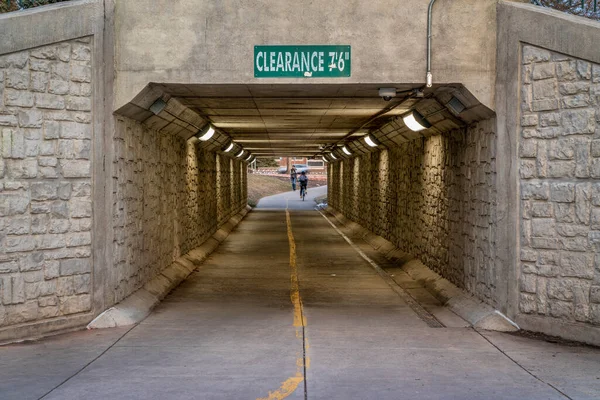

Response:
(497, 1), (600, 344)
(113, 0), (499, 110)
(328, 119), (502, 308)
(0, 1), (248, 342)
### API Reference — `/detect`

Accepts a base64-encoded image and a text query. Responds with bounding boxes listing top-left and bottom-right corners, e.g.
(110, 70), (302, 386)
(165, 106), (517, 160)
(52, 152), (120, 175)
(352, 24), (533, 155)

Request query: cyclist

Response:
(290, 167), (297, 191)
(298, 171), (308, 198)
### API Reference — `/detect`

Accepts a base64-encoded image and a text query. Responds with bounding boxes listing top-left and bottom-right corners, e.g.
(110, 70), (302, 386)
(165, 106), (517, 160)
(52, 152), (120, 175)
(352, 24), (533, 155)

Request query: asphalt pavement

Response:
(2, 208), (600, 400)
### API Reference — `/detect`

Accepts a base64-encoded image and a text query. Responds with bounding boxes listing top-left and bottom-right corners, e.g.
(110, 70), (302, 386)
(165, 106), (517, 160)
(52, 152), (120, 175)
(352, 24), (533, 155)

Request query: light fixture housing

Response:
(197, 125), (215, 141)
(403, 111), (431, 132)
(245, 153), (253, 161)
(236, 149), (245, 158)
(342, 146), (351, 155)
(364, 134), (379, 147)
(149, 99), (167, 115)
(322, 156), (329, 163)
(329, 152), (337, 160)
(223, 142), (234, 152)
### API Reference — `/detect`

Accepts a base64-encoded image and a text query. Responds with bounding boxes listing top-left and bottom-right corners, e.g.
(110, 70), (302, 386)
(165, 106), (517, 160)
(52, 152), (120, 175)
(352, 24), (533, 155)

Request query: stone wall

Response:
(518, 45), (600, 327)
(329, 119), (500, 307)
(0, 38), (94, 329)
(112, 117), (247, 305)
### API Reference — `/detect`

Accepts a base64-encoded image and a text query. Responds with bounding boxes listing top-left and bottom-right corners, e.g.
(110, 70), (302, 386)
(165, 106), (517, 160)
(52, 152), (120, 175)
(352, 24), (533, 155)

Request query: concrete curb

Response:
(87, 205), (252, 329)
(324, 207), (519, 333)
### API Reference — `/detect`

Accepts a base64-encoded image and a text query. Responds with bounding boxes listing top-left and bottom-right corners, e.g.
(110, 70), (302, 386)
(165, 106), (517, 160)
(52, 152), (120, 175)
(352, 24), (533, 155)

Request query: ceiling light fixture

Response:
(197, 125), (215, 141)
(342, 146), (352, 155)
(402, 110), (431, 132)
(236, 149), (245, 158)
(245, 153), (253, 161)
(149, 99), (167, 115)
(329, 153), (337, 160)
(322, 156), (329, 163)
(364, 135), (379, 147)
(224, 142), (234, 152)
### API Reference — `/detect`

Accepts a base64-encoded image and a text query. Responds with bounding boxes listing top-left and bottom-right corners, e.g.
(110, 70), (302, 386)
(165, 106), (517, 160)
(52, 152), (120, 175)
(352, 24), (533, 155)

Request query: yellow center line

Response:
(257, 209), (308, 400)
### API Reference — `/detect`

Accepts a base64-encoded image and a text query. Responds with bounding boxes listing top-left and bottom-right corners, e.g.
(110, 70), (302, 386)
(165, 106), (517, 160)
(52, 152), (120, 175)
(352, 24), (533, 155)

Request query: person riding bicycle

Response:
(298, 171), (308, 198)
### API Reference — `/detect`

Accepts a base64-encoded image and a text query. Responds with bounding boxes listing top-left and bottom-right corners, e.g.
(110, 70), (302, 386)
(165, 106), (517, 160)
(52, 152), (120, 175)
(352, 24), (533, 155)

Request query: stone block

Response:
(4, 236), (36, 253)
(59, 121), (91, 139)
(575, 142), (591, 178)
(59, 159), (91, 178)
(5, 89), (34, 107)
(547, 161), (575, 178)
(577, 60), (592, 80)
(40, 140), (57, 156)
(519, 139), (537, 158)
(0, 114), (18, 127)
(521, 114), (538, 127)
(520, 274), (537, 293)
(520, 249), (538, 262)
(561, 109), (595, 135)
(531, 218), (556, 237)
(592, 208), (600, 230)
(521, 181), (549, 200)
(560, 252), (594, 279)
(533, 79), (557, 100)
(3, 215), (31, 235)
(48, 79), (69, 95)
(549, 300), (573, 319)
(66, 96), (91, 111)
(66, 232), (91, 247)
(520, 293), (537, 314)
(561, 94), (590, 109)
(59, 294), (91, 315)
(36, 234), (66, 250)
(532, 63), (555, 80)
(29, 58), (50, 72)
(591, 286), (600, 304)
(60, 258), (91, 276)
(35, 93), (65, 110)
(18, 110), (43, 128)
(71, 65), (91, 83)
(69, 82), (92, 97)
(548, 139), (574, 160)
(559, 82), (590, 96)
(554, 204), (574, 223)
(73, 274), (91, 294)
(556, 224), (589, 238)
(519, 160), (536, 179)
(5, 69), (29, 90)
(29, 71), (48, 92)
(43, 260), (60, 280)
(71, 43), (91, 61)
(531, 202), (553, 218)
(69, 198), (92, 218)
(50, 62), (70, 80)
(539, 112), (561, 127)
(547, 279), (573, 301)
(31, 182), (59, 201)
(550, 182), (575, 203)
(523, 46), (551, 64)
(556, 61), (577, 81)
(531, 237), (559, 250)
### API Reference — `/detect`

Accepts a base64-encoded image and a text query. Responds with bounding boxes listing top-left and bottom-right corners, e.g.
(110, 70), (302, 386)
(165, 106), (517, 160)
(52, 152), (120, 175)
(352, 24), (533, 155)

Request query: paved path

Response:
(256, 185), (327, 210)
(2, 209), (600, 399)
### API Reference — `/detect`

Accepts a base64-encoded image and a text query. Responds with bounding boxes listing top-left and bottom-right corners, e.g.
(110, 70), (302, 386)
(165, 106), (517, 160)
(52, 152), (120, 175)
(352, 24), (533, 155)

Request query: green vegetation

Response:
(255, 157), (279, 168)
(247, 173), (291, 207)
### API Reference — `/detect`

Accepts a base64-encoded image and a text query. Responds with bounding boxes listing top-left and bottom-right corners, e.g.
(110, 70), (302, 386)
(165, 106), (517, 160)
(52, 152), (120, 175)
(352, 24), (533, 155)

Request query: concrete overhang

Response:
(115, 83), (494, 158)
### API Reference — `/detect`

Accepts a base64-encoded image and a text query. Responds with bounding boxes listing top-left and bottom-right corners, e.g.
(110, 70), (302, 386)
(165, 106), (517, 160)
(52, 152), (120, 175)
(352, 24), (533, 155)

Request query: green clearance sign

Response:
(254, 45), (351, 78)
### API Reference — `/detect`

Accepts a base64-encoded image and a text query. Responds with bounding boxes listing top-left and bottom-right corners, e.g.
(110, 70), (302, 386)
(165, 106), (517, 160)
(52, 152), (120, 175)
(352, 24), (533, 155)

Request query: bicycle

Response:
(300, 185), (307, 201)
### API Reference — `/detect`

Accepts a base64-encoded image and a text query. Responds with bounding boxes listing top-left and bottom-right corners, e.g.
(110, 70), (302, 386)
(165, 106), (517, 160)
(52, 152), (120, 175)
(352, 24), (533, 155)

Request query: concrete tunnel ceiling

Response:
(115, 83), (495, 158)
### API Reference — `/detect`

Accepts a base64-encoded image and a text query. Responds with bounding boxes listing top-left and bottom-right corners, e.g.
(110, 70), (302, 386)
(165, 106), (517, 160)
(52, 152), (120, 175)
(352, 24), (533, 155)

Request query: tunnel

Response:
(1, 0), (600, 398)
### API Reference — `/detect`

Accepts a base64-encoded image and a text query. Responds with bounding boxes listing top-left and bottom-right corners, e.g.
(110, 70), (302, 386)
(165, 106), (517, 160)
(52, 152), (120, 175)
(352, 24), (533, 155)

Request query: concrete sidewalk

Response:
(2, 209), (599, 400)
(255, 185), (327, 210)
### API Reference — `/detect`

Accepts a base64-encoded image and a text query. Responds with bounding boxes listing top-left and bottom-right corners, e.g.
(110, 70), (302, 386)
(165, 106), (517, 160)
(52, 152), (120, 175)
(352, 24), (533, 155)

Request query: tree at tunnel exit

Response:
(0, 0), (70, 13)
(533, 0), (600, 19)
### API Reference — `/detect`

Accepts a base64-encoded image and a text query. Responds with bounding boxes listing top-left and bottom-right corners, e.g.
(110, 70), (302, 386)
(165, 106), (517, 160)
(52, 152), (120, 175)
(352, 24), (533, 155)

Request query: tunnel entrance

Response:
(115, 83), (494, 161)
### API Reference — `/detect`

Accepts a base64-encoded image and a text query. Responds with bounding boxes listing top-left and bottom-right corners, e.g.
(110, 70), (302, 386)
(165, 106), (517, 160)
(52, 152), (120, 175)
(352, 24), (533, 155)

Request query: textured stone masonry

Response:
(329, 119), (499, 308)
(0, 38), (93, 328)
(112, 117), (247, 305)
(519, 45), (600, 326)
